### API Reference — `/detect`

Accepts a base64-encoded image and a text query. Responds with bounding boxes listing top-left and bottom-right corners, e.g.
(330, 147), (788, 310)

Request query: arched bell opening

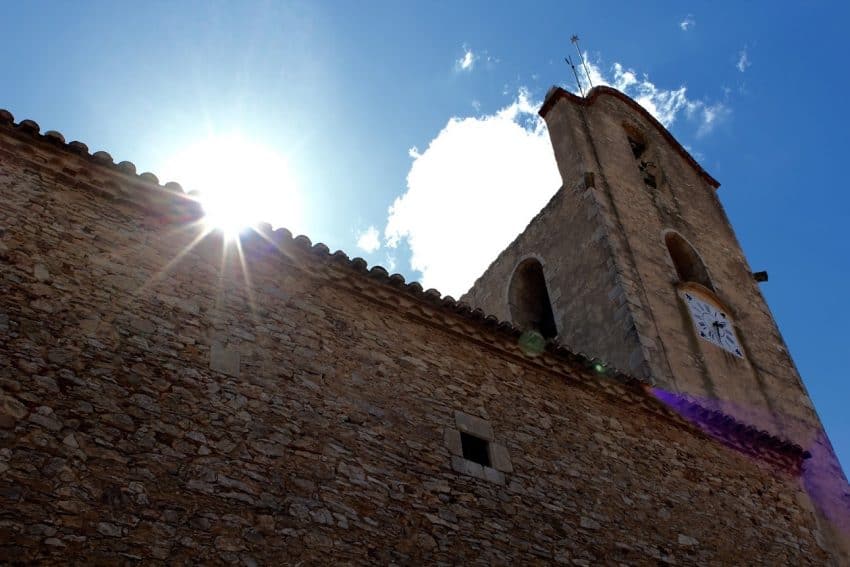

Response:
(664, 231), (714, 291)
(508, 258), (558, 340)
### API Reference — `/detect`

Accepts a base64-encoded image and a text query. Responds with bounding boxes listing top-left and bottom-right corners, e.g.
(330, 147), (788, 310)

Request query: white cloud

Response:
(384, 89), (560, 297)
(574, 55), (727, 132)
(356, 225), (381, 253)
(737, 48), (750, 72)
(384, 57), (729, 298)
(455, 46), (477, 72)
(680, 15), (695, 31)
(697, 102), (731, 137)
(683, 144), (705, 162)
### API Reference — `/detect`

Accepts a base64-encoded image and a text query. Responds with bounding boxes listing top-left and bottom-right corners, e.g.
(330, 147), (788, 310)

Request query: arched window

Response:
(665, 231), (713, 290)
(508, 258), (558, 339)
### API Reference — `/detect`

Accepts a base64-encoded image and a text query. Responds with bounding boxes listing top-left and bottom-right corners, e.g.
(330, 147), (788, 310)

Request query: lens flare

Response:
(160, 134), (302, 238)
(518, 330), (546, 357)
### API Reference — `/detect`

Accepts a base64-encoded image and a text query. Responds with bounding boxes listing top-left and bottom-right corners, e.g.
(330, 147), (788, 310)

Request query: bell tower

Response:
(463, 85), (848, 553)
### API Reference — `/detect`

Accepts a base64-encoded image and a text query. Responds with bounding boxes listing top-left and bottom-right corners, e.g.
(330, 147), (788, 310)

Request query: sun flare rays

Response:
(140, 132), (306, 317)
(160, 133), (303, 238)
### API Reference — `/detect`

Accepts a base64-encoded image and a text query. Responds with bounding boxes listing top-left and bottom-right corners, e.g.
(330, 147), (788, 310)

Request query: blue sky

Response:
(2, 2), (849, 471)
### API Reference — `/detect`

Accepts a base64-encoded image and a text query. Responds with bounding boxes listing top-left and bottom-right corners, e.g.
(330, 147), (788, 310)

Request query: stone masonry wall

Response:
(0, 128), (834, 564)
(461, 178), (645, 378)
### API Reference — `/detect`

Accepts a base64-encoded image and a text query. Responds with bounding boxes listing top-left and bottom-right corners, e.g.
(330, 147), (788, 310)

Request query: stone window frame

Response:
(445, 410), (513, 484)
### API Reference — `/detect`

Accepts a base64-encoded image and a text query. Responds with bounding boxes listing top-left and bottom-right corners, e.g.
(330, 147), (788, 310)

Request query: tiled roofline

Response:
(0, 108), (202, 219)
(0, 106), (806, 471)
(539, 85), (721, 189)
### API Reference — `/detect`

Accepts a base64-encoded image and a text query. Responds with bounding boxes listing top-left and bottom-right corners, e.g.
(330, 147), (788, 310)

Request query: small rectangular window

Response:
(460, 432), (490, 467)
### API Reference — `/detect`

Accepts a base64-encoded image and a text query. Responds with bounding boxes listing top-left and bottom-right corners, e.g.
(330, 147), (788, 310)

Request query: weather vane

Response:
(569, 34), (593, 94)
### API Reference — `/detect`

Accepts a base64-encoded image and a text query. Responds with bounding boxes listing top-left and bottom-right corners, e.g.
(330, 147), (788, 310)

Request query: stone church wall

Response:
(0, 128), (832, 564)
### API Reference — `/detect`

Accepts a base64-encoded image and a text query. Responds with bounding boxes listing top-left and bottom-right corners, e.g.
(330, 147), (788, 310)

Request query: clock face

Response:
(682, 292), (743, 358)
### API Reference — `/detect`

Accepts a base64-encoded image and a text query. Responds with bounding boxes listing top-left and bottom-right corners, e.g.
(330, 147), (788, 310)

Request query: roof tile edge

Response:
(0, 108), (202, 218)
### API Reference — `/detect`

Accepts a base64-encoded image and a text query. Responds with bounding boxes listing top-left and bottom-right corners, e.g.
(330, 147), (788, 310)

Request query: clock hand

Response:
(712, 320), (722, 343)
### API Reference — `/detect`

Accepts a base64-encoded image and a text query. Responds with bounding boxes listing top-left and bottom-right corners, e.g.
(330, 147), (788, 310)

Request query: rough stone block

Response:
(33, 263), (50, 282)
(465, 460), (485, 480)
(483, 466), (505, 484)
(490, 443), (513, 473)
(444, 428), (462, 456)
(210, 344), (240, 378)
(450, 455), (485, 480)
(450, 455), (466, 474)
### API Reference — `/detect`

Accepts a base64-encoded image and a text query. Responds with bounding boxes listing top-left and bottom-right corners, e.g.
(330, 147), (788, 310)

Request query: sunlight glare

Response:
(162, 134), (302, 236)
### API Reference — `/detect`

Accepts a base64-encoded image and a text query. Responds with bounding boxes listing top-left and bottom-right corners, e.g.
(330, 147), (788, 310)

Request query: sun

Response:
(162, 134), (302, 237)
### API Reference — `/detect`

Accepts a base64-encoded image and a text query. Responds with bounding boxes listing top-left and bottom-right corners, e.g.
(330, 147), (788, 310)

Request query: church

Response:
(0, 85), (847, 564)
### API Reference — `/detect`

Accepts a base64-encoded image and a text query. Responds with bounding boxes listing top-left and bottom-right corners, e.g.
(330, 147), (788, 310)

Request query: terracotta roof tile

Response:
(92, 150), (113, 164)
(139, 172), (159, 184)
(18, 119), (40, 134)
(67, 140), (89, 154)
(44, 130), (65, 144)
(117, 161), (137, 174)
(369, 265), (389, 279)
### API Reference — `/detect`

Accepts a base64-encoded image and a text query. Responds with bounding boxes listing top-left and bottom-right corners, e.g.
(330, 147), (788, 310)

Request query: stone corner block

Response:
(454, 410), (493, 441)
(444, 428), (462, 457)
(450, 455), (467, 475)
(210, 344), (240, 378)
(451, 456), (485, 480)
(489, 443), (513, 473)
(483, 466), (505, 485)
